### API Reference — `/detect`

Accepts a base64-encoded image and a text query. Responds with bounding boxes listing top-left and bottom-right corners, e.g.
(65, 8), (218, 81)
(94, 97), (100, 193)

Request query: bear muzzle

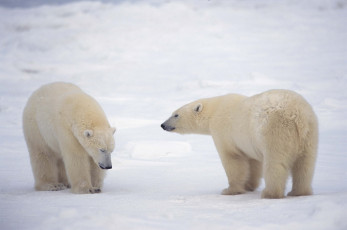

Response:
(99, 162), (112, 170)
(98, 153), (112, 170)
(161, 123), (175, 131)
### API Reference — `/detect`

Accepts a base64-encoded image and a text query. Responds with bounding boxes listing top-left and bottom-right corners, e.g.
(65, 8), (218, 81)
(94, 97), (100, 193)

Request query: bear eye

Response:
(174, 114), (179, 118)
(100, 149), (106, 153)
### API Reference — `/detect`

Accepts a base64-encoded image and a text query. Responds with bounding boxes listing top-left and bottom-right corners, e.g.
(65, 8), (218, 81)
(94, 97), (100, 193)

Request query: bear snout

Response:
(161, 123), (175, 131)
(99, 163), (112, 170)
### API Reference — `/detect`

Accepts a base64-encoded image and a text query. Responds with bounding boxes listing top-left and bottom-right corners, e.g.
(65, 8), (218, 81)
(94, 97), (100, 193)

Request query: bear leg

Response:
(57, 159), (70, 188)
(287, 153), (315, 196)
(245, 159), (262, 191)
(89, 156), (105, 190)
(30, 150), (66, 191)
(60, 142), (96, 194)
(261, 158), (289, 199)
(219, 152), (249, 195)
(24, 118), (67, 191)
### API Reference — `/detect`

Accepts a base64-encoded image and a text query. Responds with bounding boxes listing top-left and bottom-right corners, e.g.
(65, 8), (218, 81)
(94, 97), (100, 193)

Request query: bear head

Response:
(161, 100), (209, 135)
(78, 126), (116, 170)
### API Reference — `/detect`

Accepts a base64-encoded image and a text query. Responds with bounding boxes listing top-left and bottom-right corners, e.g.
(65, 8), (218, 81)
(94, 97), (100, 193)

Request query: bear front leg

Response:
(219, 151), (249, 195)
(89, 156), (106, 192)
(25, 132), (67, 191)
(60, 143), (97, 194)
(30, 150), (66, 191)
(32, 153), (66, 191)
(57, 159), (70, 188)
(245, 158), (262, 191)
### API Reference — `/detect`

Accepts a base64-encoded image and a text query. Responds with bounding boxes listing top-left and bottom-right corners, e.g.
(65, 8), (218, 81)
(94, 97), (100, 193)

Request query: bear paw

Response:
(261, 189), (284, 199)
(89, 187), (101, 194)
(36, 183), (67, 191)
(71, 185), (101, 194)
(221, 186), (245, 195)
(287, 189), (312, 197)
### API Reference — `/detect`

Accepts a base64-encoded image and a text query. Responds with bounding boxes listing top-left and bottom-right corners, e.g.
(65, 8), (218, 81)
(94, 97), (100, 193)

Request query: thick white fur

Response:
(162, 89), (318, 199)
(23, 82), (115, 194)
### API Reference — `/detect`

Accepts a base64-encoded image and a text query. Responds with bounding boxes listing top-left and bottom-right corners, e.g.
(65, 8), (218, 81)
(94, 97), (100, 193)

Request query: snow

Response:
(0, 0), (346, 229)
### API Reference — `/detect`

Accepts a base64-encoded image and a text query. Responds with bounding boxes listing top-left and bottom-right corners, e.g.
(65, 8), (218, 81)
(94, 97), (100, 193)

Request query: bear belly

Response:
(235, 138), (263, 161)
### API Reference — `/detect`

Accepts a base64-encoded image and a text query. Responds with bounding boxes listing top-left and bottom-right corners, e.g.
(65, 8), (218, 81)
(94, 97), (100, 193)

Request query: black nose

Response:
(161, 123), (165, 129)
(99, 164), (112, 170)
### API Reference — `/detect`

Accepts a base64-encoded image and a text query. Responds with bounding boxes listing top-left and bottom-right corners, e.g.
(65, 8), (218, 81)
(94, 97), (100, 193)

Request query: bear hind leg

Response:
(262, 157), (289, 199)
(287, 152), (316, 197)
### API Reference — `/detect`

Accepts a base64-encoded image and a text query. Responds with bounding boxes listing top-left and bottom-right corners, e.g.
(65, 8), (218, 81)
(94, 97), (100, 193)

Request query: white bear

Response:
(23, 82), (116, 194)
(161, 89), (318, 199)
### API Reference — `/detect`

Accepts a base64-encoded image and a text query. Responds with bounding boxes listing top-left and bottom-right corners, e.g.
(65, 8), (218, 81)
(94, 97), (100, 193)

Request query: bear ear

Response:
(84, 129), (93, 138)
(111, 127), (116, 135)
(194, 103), (203, 113)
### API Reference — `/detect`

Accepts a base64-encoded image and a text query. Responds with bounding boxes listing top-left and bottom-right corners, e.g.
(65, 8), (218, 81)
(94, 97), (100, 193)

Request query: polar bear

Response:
(161, 89), (318, 199)
(23, 82), (116, 194)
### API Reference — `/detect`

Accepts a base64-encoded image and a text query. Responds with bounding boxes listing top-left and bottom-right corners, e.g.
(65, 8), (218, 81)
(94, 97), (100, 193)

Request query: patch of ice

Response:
(109, 117), (160, 130)
(125, 141), (192, 159)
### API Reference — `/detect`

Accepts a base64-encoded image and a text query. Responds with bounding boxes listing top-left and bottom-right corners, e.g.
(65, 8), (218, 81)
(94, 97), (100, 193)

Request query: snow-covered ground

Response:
(0, 0), (346, 229)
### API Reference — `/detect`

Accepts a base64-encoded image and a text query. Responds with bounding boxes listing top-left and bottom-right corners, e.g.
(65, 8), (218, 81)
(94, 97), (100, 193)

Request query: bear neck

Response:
(195, 96), (225, 135)
(194, 113), (211, 135)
